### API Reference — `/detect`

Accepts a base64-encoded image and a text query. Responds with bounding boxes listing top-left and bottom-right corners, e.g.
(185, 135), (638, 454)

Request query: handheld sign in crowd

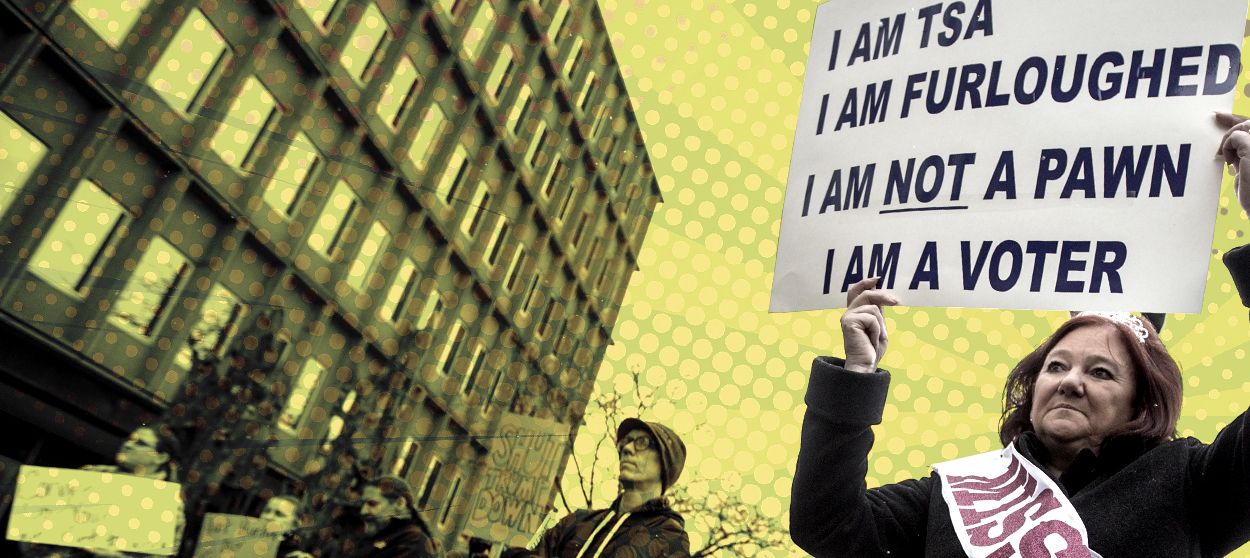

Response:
(5, 465), (182, 555)
(771, 0), (1249, 313)
(465, 413), (570, 548)
(193, 513), (283, 558)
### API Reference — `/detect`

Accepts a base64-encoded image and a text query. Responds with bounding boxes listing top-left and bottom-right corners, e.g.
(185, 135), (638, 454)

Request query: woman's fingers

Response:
(846, 276), (879, 307)
(850, 289), (901, 309)
(1216, 111), (1249, 128)
(1217, 112), (1250, 164)
(1222, 130), (1250, 214)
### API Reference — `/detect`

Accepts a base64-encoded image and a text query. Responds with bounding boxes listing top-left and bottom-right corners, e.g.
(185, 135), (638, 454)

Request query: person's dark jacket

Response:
(347, 516), (440, 558)
(504, 497), (691, 558)
(790, 356), (1250, 557)
(790, 248), (1250, 557)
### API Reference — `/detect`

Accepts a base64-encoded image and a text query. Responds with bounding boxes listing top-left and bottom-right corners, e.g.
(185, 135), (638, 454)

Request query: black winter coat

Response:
(790, 246), (1250, 557)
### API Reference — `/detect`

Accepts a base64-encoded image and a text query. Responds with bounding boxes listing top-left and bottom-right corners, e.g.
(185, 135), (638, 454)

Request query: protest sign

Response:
(192, 513), (282, 558)
(771, 0), (1249, 313)
(5, 465), (182, 555)
(464, 413), (570, 548)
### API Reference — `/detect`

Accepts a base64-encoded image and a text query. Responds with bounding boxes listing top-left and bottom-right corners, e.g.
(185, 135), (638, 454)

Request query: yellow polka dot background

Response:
(568, 1), (1250, 556)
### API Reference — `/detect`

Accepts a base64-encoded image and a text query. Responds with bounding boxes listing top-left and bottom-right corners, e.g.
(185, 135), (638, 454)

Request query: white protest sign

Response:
(772, 0), (1248, 313)
(464, 413), (570, 548)
(5, 465), (182, 555)
(192, 513), (282, 558)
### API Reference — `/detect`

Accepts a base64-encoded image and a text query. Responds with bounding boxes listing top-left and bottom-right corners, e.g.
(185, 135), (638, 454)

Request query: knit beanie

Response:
(617, 418), (686, 491)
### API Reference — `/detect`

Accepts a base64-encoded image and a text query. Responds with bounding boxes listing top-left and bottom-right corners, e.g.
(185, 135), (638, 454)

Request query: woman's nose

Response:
(1056, 368), (1085, 396)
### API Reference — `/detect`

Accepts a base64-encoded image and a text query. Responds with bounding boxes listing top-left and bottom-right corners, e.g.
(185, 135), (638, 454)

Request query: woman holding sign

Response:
(19, 425), (184, 558)
(788, 116), (1250, 557)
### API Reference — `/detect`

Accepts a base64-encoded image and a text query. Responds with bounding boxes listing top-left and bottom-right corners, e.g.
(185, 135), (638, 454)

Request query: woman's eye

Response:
(1045, 362), (1064, 372)
(1090, 368), (1113, 380)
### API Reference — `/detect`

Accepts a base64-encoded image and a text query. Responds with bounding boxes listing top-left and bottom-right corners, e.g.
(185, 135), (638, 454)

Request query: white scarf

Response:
(933, 444), (1102, 558)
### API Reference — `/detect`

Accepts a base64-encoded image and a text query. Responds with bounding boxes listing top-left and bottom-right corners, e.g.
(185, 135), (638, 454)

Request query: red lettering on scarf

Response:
(968, 488), (1062, 546)
(953, 460), (1029, 507)
(947, 458), (1024, 490)
(1018, 520), (1092, 558)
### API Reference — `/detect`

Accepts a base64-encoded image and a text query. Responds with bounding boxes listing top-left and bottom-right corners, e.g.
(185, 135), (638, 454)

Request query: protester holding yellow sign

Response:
(12, 426), (185, 558)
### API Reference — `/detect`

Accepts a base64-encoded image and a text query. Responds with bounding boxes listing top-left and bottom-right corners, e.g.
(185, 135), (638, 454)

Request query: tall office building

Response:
(0, 0), (659, 553)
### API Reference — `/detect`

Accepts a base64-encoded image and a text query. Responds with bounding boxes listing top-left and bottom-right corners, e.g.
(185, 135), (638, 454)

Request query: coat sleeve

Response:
(790, 357), (932, 558)
(1191, 407), (1250, 556)
(1188, 245), (1250, 554)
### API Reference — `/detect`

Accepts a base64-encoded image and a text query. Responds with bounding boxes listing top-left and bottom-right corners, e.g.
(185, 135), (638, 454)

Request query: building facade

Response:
(0, 0), (659, 554)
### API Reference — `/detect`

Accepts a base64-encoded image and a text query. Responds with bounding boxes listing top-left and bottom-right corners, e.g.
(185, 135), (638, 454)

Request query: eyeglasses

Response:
(617, 434), (655, 454)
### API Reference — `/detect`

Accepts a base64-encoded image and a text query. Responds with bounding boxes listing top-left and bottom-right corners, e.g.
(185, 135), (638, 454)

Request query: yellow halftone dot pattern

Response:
(578, 1), (1250, 556)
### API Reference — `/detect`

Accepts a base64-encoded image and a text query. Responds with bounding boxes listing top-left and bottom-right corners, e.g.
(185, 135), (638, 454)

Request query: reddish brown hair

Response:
(999, 314), (1183, 448)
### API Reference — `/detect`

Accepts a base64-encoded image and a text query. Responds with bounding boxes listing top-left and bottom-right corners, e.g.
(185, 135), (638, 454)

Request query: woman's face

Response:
(1029, 324), (1137, 453)
(115, 427), (169, 472)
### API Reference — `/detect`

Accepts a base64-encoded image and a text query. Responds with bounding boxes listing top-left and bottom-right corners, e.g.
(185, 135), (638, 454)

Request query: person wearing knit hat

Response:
(502, 418), (691, 558)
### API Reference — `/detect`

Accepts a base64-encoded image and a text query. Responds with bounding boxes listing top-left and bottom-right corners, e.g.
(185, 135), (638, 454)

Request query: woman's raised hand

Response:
(841, 277), (900, 373)
(1217, 112), (1250, 215)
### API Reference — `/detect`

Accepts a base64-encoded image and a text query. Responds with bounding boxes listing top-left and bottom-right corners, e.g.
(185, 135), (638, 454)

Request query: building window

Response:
(0, 111), (48, 212)
(504, 247), (526, 291)
(209, 76), (279, 169)
(577, 71), (596, 110)
(176, 283), (246, 369)
(409, 105), (449, 172)
(506, 85), (532, 135)
(440, 474), (462, 525)
(595, 258), (616, 292)
(347, 221), (390, 291)
(563, 37), (584, 78)
(438, 0), (462, 17)
(486, 368), (504, 411)
(525, 121), (548, 169)
(547, 0), (569, 37)
(319, 389), (356, 451)
(436, 146), (470, 204)
(279, 360), (325, 430)
(73, 0), (151, 48)
(377, 56), (421, 129)
(485, 47), (514, 101)
(541, 160), (563, 199)
(263, 132), (319, 215)
(583, 237), (601, 271)
(483, 220), (508, 266)
(536, 302), (557, 338)
(146, 8), (227, 117)
(297, 0), (340, 28)
(339, 3), (388, 83)
(416, 288), (443, 330)
(321, 416), (344, 452)
(570, 213), (589, 246)
(461, 343), (485, 395)
(418, 458), (442, 509)
(307, 180), (358, 257)
(522, 275), (542, 313)
(380, 257), (418, 323)
(392, 437), (419, 477)
(460, 186), (489, 237)
(108, 236), (190, 337)
(438, 321), (466, 374)
(556, 188), (577, 222)
(462, 2), (495, 62)
(29, 180), (126, 296)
